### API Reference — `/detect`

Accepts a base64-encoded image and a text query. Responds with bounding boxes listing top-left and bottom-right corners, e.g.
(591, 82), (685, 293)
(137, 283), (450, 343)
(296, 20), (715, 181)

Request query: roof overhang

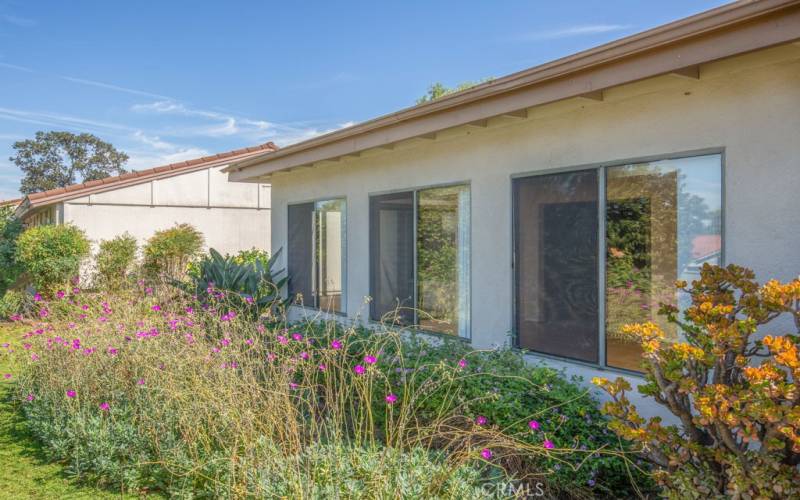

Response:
(227, 0), (800, 182)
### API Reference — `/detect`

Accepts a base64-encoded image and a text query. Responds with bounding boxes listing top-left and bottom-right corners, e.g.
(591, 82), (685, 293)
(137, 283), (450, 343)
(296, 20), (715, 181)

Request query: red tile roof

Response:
(20, 142), (277, 212)
(0, 198), (21, 208)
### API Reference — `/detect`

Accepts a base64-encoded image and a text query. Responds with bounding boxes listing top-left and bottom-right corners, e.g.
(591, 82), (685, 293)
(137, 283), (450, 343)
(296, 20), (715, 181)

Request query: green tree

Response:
(10, 131), (129, 195)
(0, 205), (24, 294)
(416, 79), (493, 104)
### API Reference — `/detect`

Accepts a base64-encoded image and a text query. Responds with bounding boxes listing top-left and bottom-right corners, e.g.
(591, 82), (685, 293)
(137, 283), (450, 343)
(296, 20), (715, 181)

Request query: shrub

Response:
(6, 290), (648, 498)
(15, 224), (90, 295)
(0, 289), (31, 319)
(593, 264), (800, 498)
(182, 248), (286, 319)
(0, 205), (24, 294)
(142, 223), (203, 281)
(94, 233), (137, 290)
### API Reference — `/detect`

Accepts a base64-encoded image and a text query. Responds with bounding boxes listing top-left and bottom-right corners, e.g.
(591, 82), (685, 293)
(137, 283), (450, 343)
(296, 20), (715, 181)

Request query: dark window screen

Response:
(514, 171), (599, 362)
(370, 192), (415, 325)
(288, 203), (314, 306)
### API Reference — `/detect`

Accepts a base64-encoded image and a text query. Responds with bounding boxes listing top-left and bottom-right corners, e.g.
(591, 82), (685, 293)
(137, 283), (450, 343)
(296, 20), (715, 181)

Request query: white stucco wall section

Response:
(63, 164), (270, 256)
(268, 46), (800, 417)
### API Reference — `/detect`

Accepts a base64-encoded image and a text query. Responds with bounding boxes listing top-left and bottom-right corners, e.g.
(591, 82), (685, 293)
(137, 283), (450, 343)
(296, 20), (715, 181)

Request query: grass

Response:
(0, 322), (137, 499)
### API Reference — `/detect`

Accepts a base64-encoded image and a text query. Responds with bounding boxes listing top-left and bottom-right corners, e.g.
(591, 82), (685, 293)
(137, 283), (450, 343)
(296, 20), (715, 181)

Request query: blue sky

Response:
(0, 0), (727, 199)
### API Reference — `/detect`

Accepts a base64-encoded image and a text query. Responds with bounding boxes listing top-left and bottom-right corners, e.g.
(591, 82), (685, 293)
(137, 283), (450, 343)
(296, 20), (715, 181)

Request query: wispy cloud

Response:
(2, 14), (36, 28)
(514, 24), (631, 42)
(0, 61), (33, 72)
(0, 106), (132, 134)
(60, 76), (173, 100)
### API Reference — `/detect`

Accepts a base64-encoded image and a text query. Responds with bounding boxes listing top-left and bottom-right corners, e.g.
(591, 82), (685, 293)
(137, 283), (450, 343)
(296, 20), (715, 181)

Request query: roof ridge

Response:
(26, 141), (277, 202)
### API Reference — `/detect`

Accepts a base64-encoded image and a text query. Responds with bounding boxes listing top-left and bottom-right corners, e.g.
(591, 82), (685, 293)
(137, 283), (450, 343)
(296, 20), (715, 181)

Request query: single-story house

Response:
(226, 0), (800, 416)
(0, 198), (21, 209)
(15, 142), (276, 256)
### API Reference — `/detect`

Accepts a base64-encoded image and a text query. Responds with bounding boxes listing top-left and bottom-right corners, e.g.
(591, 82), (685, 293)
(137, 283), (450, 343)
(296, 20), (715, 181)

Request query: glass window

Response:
(513, 171), (599, 362)
(605, 154), (721, 370)
(287, 199), (346, 313)
(369, 185), (470, 338)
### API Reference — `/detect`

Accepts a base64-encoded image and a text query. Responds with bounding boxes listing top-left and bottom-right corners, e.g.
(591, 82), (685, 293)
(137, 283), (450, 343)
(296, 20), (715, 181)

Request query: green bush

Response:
(15, 224), (90, 295)
(142, 223), (203, 281)
(0, 205), (24, 294)
(94, 233), (137, 290)
(182, 247), (286, 319)
(0, 289), (30, 319)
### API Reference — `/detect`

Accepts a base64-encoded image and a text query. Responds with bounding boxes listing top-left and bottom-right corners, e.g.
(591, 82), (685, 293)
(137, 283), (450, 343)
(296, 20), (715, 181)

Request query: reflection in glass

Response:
(514, 171), (599, 362)
(605, 155), (721, 371)
(314, 199), (346, 313)
(416, 186), (470, 336)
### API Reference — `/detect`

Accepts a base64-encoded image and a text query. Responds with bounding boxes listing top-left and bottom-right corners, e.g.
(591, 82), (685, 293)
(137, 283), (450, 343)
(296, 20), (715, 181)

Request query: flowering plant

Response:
(594, 264), (800, 497)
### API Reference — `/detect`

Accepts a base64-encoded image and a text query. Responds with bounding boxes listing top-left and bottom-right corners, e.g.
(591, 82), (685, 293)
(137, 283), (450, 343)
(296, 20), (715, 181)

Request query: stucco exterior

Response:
(25, 163), (271, 257)
(265, 45), (800, 416)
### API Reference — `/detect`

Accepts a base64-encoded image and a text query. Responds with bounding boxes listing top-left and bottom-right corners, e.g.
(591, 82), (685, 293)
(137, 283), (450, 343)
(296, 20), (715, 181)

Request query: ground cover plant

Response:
(594, 264), (800, 498)
(1, 283), (652, 498)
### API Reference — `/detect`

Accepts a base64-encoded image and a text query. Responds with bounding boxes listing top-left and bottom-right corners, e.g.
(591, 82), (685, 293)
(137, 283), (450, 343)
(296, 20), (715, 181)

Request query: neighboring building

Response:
(0, 198), (21, 210)
(226, 0), (800, 417)
(15, 143), (276, 256)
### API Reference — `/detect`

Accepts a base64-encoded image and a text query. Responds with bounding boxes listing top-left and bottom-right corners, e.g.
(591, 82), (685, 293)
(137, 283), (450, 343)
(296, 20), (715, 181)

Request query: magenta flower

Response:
(3, 373), (11, 380)
(481, 448), (493, 460)
(185, 306), (194, 314)
(56, 290), (65, 299)
(26, 393), (35, 402)
(385, 393), (398, 404)
(107, 347), (118, 356)
(33, 293), (42, 302)
(136, 378), (145, 386)
(289, 382), (299, 390)
(475, 415), (487, 426)
(318, 363), (327, 371)
(151, 305), (161, 312)
(353, 364), (366, 375)
(330, 339), (342, 350)
(543, 440), (555, 449)
(300, 351), (310, 360)
(277, 335), (288, 345)
(72, 287), (80, 295)
(9, 314), (21, 321)
(291, 333), (303, 342)
(221, 338), (231, 347)
(364, 355), (377, 365)
(245, 296), (254, 304)
(66, 390), (77, 398)
(99, 402), (110, 411)
(39, 309), (48, 318)
(528, 420), (541, 431)
(30, 353), (39, 361)
(457, 358), (467, 369)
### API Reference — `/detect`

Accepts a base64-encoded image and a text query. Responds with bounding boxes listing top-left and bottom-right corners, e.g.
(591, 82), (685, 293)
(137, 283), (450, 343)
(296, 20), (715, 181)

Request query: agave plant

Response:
(179, 247), (287, 318)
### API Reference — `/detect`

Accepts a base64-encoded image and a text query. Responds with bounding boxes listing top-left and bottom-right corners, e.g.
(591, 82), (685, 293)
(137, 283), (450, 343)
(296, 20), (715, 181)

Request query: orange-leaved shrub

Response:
(593, 264), (800, 498)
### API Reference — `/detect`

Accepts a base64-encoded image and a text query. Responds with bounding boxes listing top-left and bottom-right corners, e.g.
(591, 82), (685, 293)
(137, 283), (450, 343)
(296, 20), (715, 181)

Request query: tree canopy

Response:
(10, 131), (129, 195)
(416, 79), (493, 105)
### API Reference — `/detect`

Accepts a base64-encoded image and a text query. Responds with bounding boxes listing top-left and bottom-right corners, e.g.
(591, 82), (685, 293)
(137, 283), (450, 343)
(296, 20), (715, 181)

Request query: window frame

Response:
(510, 148), (725, 375)
(368, 180), (472, 340)
(287, 196), (348, 315)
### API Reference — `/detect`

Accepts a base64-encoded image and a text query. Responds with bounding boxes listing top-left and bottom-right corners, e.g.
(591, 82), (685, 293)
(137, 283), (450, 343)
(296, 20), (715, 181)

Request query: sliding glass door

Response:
(370, 185), (470, 337)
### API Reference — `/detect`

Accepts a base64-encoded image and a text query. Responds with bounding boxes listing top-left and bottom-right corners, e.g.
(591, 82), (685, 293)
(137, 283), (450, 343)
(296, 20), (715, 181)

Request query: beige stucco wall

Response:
(63, 164), (271, 256)
(267, 45), (800, 416)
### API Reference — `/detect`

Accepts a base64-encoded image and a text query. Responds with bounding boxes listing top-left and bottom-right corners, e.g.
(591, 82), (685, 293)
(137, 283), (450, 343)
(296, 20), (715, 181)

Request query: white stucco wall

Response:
(62, 164), (271, 257)
(267, 45), (800, 417)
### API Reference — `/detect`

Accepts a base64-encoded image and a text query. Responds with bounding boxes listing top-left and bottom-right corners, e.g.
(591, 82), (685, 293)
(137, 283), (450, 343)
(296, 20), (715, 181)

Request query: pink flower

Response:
(221, 338), (231, 347)
(289, 382), (299, 390)
(33, 293), (42, 302)
(528, 420), (540, 431)
(107, 347), (118, 356)
(330, 339), (342, 350)
(185, 306), (194, 314)
(99, 402), (110, 411)
(66, 390), (77, 398)
(245, 296), (254, 304)
(9, 314), (21, 321)
(291, 333), (303, 342)
(3, 373), (11, 379)
(353, 364), (366, 375)
(364, 355), (377, 365)
(475, 415), (487, 426)
(277, 335), (288, 345)
(39, 309), (48, 318)
(26, 393), (35, 402)
(457, 358), (467, 369)
(245, 338), (254, 345)
(543, 440), (555, 449)
(481, 448), (493, 460)
(56, 290), (65, 299)
(136, 378), (145, 385)
(318, 364), (327, 371)
(30, 353), (39, 361)
(151, 305), (161, 312)
(72, 287), (80, 295)
(385, 393), (398, 404)
(300, 351), (310, 360)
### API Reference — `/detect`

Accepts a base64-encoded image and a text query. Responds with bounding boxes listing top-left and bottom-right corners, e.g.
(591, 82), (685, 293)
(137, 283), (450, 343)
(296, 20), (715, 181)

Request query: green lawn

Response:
(0, 322), (138, 499)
